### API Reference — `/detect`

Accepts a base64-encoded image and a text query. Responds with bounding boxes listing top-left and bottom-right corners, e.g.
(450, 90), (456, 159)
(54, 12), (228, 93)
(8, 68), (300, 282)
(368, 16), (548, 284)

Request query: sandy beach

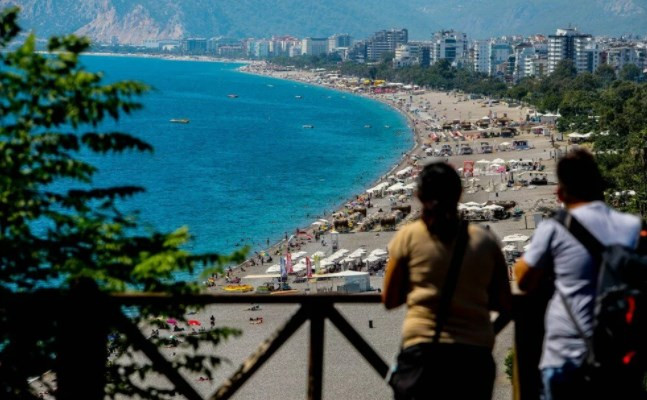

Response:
(33, 59), (562, 400)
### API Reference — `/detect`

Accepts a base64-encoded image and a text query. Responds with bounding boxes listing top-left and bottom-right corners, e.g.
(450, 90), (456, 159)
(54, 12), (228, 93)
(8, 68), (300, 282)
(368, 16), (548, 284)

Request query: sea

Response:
(79, 56), (412, 277)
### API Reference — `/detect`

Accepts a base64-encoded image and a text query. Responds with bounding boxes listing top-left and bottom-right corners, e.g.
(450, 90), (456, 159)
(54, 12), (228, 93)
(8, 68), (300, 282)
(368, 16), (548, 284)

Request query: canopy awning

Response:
(502, 234), (530, 243)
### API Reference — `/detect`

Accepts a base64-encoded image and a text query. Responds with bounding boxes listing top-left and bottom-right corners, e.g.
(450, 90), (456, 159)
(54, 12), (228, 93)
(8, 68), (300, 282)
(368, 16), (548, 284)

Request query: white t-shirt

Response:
(523, 201), (641, 369)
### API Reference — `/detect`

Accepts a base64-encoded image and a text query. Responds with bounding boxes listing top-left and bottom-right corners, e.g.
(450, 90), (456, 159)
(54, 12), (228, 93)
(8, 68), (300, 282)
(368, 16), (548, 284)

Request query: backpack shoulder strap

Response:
(433, 220), (469, 343)
(553, 209), (600, 364)
(554, 209), (605, 263)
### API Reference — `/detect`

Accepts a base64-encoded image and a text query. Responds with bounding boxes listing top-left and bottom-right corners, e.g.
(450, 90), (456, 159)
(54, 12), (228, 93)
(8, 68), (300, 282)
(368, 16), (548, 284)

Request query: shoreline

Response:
(231, 64), (421, 267)
(218, 62), (557, 278)
(81, 51), (250, 65)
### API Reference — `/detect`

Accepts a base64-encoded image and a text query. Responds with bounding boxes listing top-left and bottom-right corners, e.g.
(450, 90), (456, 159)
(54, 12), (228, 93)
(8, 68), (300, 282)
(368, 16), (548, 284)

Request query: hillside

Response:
(2, 0), (646, 44)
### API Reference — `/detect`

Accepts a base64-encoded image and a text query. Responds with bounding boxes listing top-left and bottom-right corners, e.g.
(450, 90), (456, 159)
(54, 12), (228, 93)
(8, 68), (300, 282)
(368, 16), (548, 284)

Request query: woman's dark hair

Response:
(557, 148), (604, 202)
(417, 162), (462, 206)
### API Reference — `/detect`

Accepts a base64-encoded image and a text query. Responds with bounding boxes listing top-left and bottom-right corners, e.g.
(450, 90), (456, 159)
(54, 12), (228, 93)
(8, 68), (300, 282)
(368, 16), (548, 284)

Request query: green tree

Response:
(0, 7), (245, 398)
(619, 64), (642, 83)
(595, 64), (617, 87)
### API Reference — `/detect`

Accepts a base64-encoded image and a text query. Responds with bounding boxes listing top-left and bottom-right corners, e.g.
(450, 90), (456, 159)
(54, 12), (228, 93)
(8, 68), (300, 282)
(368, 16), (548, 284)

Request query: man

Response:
(515, 149), (642, 399)
(383, 162), (511, 400)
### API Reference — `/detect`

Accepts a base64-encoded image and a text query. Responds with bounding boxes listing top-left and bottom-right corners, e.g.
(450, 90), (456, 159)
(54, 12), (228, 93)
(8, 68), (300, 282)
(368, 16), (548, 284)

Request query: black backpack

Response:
(554, 210), (647, 371)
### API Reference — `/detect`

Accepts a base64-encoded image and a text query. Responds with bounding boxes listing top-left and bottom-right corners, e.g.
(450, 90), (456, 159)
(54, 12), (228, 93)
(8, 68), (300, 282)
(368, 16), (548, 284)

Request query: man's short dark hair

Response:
(417, 162), (462, 206)
(557, 148), (604, 202)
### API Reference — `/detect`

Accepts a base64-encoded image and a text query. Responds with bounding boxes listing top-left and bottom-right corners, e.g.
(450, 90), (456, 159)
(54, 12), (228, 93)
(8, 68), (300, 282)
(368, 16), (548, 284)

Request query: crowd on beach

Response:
(214, 61), (563, 294)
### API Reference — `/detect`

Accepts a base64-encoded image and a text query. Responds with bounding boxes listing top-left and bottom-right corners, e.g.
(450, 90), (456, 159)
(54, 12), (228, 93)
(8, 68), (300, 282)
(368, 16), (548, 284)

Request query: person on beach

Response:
(383, 162), (511, 400)
(514, 149), (645, 399)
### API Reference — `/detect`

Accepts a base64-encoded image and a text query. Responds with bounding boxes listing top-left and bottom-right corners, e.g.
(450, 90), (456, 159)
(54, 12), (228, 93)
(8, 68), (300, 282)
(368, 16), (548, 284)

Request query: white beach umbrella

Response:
(348, 248), (367, 259)
(290, 251), (307, 260)
(502, 234), (530, 243)
(265, 265), (281, 273)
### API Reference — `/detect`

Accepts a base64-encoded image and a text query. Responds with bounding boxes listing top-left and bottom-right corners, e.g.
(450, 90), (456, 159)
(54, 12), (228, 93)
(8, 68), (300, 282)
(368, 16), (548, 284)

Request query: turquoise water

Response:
(79, 56), (411, 267)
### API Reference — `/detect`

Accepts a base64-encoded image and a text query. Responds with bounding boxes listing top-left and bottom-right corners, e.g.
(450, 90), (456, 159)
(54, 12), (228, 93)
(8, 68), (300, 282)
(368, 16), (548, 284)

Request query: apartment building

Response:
(547, 28), (593, 74)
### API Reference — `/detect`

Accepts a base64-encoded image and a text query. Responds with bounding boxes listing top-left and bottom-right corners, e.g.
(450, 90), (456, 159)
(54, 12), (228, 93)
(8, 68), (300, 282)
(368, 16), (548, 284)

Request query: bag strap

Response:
(554, 209), (605, 264)
(553, 210), (600, 363)
(433, 220), (469, 343)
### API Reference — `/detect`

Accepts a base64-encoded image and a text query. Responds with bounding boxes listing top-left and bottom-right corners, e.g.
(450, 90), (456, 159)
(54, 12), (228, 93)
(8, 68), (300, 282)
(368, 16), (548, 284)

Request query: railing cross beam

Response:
(308, 304), (327, 400)
(211, 306), (309, 400)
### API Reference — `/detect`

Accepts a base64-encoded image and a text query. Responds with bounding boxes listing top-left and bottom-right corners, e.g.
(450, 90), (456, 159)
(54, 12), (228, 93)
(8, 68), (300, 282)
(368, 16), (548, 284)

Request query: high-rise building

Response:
(430, 30), (468, 66)
(301, 37), (328, 56)
(393, 44), (416, 68)
(604, 46), (641, 71)
(525, 56), (548, 78)
(366, 28), (408, 61)
(514, 43), (536, 81)
(328, 34), (352, 53)
(348, 41), (367, 63)
(547, 28), (592, 74)
(489, 42), (513, 76)
(254, 41), (270, 58)
(183, 38), (208, 54)
(473, 40), (491, 73)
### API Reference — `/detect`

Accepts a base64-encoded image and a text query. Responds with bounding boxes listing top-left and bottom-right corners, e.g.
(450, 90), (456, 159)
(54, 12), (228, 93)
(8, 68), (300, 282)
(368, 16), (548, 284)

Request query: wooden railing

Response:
(3, 285), (545, 400)
(1, 286), (389, 400)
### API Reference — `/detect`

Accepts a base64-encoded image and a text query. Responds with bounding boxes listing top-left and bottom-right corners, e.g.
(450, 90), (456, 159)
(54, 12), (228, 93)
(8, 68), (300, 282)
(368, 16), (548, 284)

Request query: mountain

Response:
(2, 0), (646, 44)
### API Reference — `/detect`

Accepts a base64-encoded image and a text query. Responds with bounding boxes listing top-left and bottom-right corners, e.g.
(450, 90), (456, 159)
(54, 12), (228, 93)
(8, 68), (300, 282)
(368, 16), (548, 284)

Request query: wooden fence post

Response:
(56, 278), (108, 399)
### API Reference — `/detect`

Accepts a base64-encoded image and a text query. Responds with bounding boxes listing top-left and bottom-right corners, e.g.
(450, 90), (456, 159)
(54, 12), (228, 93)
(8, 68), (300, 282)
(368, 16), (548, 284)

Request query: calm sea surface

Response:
(79, 56), (411, 272)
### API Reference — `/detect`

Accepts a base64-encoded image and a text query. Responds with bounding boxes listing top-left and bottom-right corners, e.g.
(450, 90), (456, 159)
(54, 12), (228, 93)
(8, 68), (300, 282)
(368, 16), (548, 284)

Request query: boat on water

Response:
(364, 124), (372, 128)
(384, 125), (391, 128)
(227, 94), (239, 98)
(302, 124), (315, 129)
(295, 95), (303, 99)
(170, 119), (190, 124)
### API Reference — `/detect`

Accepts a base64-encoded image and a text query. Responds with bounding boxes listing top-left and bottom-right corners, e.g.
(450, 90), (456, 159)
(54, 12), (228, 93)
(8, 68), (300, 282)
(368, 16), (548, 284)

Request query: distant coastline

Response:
(82, 51), (250, 65)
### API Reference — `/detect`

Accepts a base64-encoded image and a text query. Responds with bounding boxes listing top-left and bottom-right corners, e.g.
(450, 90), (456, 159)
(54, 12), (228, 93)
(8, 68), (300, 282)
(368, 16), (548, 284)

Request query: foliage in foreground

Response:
(0, 7), (245, 399)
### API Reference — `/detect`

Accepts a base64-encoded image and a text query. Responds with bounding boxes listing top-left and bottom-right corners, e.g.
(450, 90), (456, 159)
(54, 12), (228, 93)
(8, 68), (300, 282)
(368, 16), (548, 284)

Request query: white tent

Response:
(323, 249), (349, 265)
(311, 251), (326, 258)
(492, 158), (505, 164)
(290, 251), (307, 260)
(502, 234), (530, 243)
(396, 166), (413, 176)
(265, 265), (281, 273)
(475, 159), (491, 165)
(463, 201), (482, 207)
(369, 249), (387, 257)
(366, 182), (389, 194)
(386, 182), (405, 193)
(348, 248), (367, 259)
(292, 260), (307, 272)
(483, 204), (504, 210)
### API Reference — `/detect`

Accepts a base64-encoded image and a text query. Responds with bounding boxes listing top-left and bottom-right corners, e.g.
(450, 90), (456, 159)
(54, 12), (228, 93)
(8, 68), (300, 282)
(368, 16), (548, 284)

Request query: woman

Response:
(383, 162), (511, 400)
